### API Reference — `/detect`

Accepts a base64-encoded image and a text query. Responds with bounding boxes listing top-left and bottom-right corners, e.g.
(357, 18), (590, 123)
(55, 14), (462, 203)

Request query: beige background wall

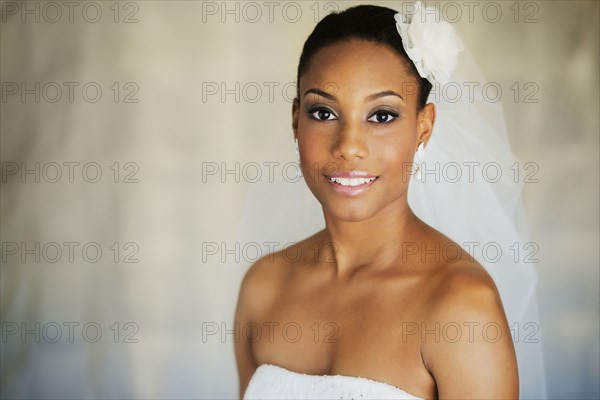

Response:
(1, 1), (598, 399)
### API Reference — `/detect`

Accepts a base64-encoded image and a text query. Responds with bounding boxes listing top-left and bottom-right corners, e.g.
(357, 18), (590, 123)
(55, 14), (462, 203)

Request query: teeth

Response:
(329, 176), (376, 186)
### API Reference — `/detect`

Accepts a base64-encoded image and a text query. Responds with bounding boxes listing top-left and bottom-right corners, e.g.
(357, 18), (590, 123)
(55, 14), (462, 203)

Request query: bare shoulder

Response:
(432, 256), (505, 323)
(234, 233), (319, 397)
(417, 232), (518, 398)
(236, 247), (288, 317)
(416, 224), (504, 319)
(237, 230), (322, 315)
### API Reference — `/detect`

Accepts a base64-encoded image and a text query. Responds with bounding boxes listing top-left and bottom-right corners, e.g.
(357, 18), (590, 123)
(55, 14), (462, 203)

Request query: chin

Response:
(321, 199), (380, 222)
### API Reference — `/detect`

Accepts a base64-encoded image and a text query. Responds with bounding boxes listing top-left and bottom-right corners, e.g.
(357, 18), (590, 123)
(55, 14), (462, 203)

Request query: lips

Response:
(325, 171), (379, 196)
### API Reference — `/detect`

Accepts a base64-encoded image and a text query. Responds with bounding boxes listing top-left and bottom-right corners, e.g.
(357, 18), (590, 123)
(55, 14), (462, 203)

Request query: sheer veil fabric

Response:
(407, 46), (546, 398)
(237, 23), (546, 400)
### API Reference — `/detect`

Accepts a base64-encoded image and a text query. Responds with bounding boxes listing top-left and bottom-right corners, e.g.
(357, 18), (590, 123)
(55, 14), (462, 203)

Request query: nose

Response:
(331, 120), (368, 161)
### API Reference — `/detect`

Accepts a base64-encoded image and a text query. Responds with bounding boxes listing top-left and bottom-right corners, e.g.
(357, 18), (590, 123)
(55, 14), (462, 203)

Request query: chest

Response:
(250, 277), (427, 374)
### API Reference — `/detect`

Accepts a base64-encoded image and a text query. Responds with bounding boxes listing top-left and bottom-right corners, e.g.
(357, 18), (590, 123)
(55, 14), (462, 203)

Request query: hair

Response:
(295, 5), (432, 110)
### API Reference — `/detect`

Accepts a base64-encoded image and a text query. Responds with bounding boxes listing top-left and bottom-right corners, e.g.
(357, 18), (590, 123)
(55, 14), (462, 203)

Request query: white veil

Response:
(237, 9), (546, 400)
(408, 46), (547, 399)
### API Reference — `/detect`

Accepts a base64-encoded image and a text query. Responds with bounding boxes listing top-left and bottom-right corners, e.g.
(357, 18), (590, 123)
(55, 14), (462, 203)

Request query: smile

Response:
(328, 176), (376, 186)
(326, 172), (379, 196)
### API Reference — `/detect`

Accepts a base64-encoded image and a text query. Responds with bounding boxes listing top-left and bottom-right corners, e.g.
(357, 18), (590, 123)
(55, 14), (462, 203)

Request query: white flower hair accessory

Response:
(394, 1), (464, 85)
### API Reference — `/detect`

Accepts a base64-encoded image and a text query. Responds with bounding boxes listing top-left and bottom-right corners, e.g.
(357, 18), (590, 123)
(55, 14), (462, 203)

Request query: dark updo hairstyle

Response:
(295, 4), (432, 110)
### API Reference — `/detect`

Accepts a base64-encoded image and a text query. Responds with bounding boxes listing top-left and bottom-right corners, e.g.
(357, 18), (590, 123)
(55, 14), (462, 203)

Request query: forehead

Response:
(300, 39), (418, 102)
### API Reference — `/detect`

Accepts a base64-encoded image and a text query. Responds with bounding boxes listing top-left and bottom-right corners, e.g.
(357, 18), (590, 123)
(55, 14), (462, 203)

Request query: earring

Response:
(294, 138), (303, 178)
(414, 142), (425, 182)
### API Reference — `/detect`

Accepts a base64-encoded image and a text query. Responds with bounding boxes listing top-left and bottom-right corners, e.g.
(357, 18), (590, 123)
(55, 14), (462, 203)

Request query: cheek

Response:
(297, 119), (333, 166)
(298, 118), (419, 170)
(369, 119), (418, 157)
(380, 143), (416, 182)
(371, 133), (417, 179)
(298, 135), (330, 185)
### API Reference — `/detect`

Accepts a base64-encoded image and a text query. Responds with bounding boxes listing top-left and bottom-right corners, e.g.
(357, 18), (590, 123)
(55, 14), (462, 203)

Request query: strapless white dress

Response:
(243, 364), (423, 399)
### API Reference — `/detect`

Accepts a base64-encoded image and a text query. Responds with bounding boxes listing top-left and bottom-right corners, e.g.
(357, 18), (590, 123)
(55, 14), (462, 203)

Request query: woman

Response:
(235, 3), (528, 399)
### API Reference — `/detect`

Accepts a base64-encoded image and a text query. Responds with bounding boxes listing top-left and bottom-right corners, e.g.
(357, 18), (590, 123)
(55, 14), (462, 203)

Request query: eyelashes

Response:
(307, 107), (337, 121)
(368, 109), (399, 123)
(306, 106), (400, 124)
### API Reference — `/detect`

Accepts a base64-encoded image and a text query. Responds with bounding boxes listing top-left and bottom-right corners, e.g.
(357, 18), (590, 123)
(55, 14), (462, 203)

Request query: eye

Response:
(367, 110), (399, 123)
(307, 107), (338, 121)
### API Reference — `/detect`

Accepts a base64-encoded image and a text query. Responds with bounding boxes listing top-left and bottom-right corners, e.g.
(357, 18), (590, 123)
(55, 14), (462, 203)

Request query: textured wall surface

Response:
(1, 1), (598, 399)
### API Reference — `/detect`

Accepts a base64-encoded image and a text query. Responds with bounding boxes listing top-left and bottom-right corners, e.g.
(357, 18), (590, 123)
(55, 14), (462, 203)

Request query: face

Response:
(292, 39), (436, 222)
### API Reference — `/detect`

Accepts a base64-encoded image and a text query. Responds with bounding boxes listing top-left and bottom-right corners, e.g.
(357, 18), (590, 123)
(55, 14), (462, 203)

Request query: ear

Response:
(292, 98), (300, 140)
(416, 102), (436, 148)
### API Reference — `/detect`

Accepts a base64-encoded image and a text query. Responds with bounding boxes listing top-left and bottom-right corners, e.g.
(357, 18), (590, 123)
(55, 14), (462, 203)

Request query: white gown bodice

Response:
(243, 364), (423, 399)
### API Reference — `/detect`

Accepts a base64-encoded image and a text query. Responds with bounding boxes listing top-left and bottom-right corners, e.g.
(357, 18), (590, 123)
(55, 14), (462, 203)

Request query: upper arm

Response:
(422, 267), (519, 399)
(234, 263), (259, 398)
(233, 256), (279, 398)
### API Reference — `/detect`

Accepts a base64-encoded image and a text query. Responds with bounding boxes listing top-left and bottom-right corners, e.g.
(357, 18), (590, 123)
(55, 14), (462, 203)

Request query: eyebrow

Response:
(303, 88), (404, 102)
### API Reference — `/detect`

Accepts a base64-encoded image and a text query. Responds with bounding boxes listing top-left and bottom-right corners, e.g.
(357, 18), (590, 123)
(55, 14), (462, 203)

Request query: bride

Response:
(235, 3), (538, 399)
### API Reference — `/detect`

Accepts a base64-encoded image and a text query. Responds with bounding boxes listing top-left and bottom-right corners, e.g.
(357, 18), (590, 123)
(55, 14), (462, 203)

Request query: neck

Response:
(319, 196), (419, 279)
